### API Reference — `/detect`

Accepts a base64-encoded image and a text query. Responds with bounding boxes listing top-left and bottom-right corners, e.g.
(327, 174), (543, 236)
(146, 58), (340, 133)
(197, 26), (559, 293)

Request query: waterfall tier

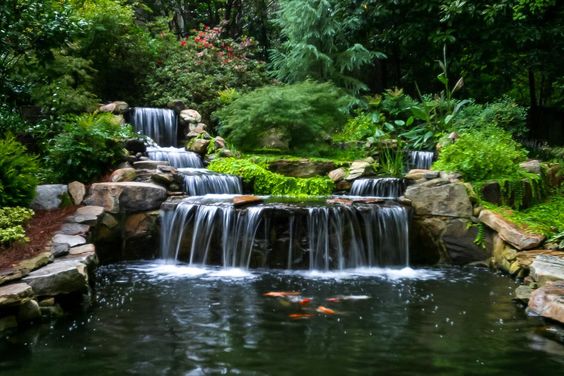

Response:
(408, 151), (434, 170)
(350, 178), (406, 198)
(147, 147), (203, 168)
(130, 107), (177, 147)
(178, 169), (243, 196)
(160, 195), (410, 270)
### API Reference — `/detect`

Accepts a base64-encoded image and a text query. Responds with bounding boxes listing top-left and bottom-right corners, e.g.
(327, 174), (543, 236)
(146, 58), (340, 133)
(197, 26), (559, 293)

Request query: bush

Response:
(0, 137), (39, 207)
(216, 81), (349, 152)
(143, 25), (270, 123)
(433, 126), (528, 181)
(45, 113), (133, 183)
(208, 158), (334, 196)
(0, 207), (34, 246)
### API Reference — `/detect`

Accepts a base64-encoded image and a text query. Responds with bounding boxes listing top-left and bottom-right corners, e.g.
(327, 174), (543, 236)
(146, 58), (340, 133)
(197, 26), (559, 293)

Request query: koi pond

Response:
(1, 262), (562, 375)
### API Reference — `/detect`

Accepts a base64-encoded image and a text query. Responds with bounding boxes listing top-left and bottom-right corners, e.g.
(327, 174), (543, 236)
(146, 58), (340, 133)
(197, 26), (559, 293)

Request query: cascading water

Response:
(146, 146), (203, 168)
(350, 178), (406, 198)
(130, 107), (178, 147)
(408, 151), (434, 169)
(160, 196), (410, 270)
(178, 168), (243, 195)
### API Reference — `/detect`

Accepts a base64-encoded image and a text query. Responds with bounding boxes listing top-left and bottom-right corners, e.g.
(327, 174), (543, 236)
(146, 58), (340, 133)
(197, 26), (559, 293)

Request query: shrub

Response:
(0, 207), (34, 246)
(0, 137), (39, 207)
(45, 113), (134, 183)
(433, 126), (528, 181)
(208, 158), (334, 196)
(143, 25), (270, 123)
(216, 81), (349, 152)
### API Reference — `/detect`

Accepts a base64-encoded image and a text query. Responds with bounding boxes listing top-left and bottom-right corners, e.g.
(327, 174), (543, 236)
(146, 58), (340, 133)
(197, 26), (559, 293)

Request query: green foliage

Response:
(208, 158), (334, 196)
(333, 112), (375, 143)
(0, 104), (29, 138)
(270, 0), (383, 96)
(0, 137), (39, 207)
(378, 146), (406, 178)
(0, 207), (34, 246)
(433, 126), (528, 181)
(45, 113), (133, 183)
(144, 25), (270, 123)
(216, 81), (348, 152)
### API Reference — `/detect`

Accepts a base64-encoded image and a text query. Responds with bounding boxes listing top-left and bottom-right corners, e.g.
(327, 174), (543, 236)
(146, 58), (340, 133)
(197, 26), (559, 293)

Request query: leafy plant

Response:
(0, 207), (34, 246)
(433, 126), (528, 181)
(216, 81), (349, 152)
(0, 137), (39, 207)
(45, 113), (134, 183)
(378, 146), (406, 178)
(208, 158), (334, 196)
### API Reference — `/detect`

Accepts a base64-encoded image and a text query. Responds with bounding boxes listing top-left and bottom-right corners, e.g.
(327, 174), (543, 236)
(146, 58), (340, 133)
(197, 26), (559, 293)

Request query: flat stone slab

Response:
(479, 210), (544, 250)
(530, 255), (564, 286)
(66, 205), (105, 225)
(528, 281), (564, 324)
(56, 223), (90, 236)
(233, 195), (263, 207)
(516, 250), (564, 269)
(0, 283), (33, 307)
(52, 234), (86, 248)
(63, 245), (99, 268)
(22, 260), (88, 296)
(133, 160), (169, 170)
(84, 182), (167, 213)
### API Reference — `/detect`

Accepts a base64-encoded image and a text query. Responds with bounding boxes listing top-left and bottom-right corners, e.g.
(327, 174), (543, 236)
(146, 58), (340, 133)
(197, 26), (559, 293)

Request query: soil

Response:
(0, 206), (78, 270)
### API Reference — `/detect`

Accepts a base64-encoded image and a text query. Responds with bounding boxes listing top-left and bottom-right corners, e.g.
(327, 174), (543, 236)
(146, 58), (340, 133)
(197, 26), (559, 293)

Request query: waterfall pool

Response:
(1, 262), (562, 375)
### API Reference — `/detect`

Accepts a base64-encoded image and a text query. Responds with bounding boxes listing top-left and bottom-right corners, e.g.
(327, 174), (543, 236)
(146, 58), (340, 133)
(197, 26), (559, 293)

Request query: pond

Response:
(1, 262), (562, 375)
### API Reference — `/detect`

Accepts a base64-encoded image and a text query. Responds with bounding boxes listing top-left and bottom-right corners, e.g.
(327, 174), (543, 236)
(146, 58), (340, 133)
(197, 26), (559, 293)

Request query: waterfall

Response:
(130, 107), (178, 147)
(178, 168), (243, 195)
(408, 151), (434, 169)
(160, 196), (410, 270)
(147, 147), (203, 168)
(350, 178), (406, 198)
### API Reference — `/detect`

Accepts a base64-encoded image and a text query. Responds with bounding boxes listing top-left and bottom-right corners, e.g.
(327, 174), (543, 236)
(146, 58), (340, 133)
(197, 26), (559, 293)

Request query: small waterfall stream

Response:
(408, 151), (434, 169)
(178, 168), (243, 196)
(350, 178), (406, 198)
(130, 107), (178, 147)
(160, 196), (410, 270)
(146, 146), (203, 168)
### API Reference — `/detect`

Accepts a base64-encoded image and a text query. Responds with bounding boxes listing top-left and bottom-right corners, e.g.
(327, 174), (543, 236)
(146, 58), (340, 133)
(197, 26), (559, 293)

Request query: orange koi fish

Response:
(289, 313), (314, 320)
(316, 306), (336, 315)
(263, 291), (301, 297)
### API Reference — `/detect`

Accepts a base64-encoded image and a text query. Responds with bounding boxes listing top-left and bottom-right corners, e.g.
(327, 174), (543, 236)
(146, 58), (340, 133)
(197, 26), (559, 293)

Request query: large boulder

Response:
(479, 210), (545, 250)
(188, 138), (211, 155)
(404, 180), (473, 218)
(267, 160), (336, 178)
(528, 281), (564, 324)
(179, 109), (202, 124)
(346, 160), (373, 181)
(31, 184), (69, 210)
(22, 260), (89, 296)
(84, 182), (167, 213)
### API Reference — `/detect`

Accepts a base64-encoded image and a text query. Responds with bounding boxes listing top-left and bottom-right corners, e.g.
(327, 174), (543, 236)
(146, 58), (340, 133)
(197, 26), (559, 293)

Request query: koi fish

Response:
(286, 296), (313, 306)
(316, 306), (336, 315)
(263, 291), (301, 297)
(289, 313), (314, 320)
(326, 295), (370, 302)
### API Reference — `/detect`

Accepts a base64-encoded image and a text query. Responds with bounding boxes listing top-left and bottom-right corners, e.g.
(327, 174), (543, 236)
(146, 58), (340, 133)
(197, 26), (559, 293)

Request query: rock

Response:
(99, 101), (129, 114)
(424, 171), (440, 179)
(52, 234), (86, 248)
(101, 213), (119, 229)
(167, 100), (187, 112)
(404, 181), (473, 218)
(51, 243), (69, 258)
(22, 260), (89, 296)
(520, 160), (541, 174)
(479, 210), (545, 250)
(545, 163), (562, 188)
(528, 281), (564, 324)
(327, 198), (354, 206)
(233, 195), (263, 207)
(0, 316), (17, 331)
(214, 136), (226, 149)
(56, 223), (90, 236)
(516, 250), (564, 269)
(16, 252), (53, 273)
(0, 268), (26, 286)
(67, 181), (86, 205)
(335, 180), (352, 191)
(30, 184), (69, 211)
(179, 109), (202, 124)
(67, 206), (105, 226)
(64, 244), (99, 270)
(405, 169), (430, 181)
(346, 161), (373, 181)
(188, 138), (211, 154)
(439, 171), (463, 181)
(530, 255), (564, 286)
(111, 168), (137, 182)
(124, 138), (146, 154)
(124, 212), (158, 239)
(514, 285), (533, 303)
(190, 123), (208, 133)
(0, 283), (33, 307)
(268, 160), (337, 178)
(440, 218), (491, 265)
(151, 172), (174, 186)
(17, 299), (40, 322)
(133, 160), (169, 170)
(328, 168), (347, 182)
(84, 182), (168, 213)
(186, 129), (211, 139)
(218, 149), (235, 158)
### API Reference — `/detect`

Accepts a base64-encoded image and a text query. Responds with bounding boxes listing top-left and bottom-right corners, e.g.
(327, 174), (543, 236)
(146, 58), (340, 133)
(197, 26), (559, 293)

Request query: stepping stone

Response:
(0, 283), (33, 307)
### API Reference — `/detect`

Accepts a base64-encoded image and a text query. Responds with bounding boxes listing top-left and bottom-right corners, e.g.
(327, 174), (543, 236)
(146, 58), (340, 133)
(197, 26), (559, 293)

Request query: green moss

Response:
(208, 158), (334, 196)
